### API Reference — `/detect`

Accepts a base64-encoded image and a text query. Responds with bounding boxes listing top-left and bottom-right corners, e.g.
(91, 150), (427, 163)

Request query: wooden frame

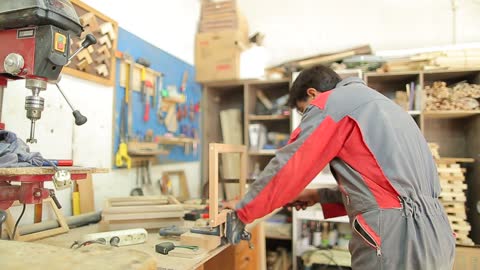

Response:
(5, 198), (69, 241)
(208, 143), (246, 227)
(161, 170), (190, 202)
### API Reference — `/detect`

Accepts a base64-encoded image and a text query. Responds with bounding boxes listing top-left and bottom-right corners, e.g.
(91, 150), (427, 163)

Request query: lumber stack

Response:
(436, 161), (474, 246)
(100, 196), (184, 230)
(425, 81), (480, 111)
(379, 48), (480, 72)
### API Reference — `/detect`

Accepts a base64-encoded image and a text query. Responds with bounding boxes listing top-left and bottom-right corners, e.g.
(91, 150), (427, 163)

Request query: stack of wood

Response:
(199, 0), (247, 34)
(425, 81), (480, 111)
(428, 143), (474, 246)
(100, 196), (184, 230)
(379, 48), (480, 72)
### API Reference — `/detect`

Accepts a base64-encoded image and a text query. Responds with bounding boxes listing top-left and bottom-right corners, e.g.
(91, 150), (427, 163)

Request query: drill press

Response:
(0, 1), (97, 214)
(0, 0), (96, 143)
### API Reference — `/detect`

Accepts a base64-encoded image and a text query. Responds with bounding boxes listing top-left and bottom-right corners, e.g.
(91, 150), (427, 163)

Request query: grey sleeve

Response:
(317, 187), (343, 204)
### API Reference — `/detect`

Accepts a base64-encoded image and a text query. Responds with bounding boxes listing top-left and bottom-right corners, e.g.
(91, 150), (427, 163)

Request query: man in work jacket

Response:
(230, 65), (455, 269)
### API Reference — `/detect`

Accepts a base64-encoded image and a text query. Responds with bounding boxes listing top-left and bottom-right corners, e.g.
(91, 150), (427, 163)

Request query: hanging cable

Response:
(11, 203), (26, 240)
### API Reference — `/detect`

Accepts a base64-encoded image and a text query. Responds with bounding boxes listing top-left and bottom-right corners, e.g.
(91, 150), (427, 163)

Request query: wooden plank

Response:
(103, 204), (182, 214)
(0, 167), (108, 176)
(102, 211), (184, 221)
(424, 110), (480, 119)
(180, 232), (221, 251)
(248, 114), (290, 121)
(436, 157), (475, 163)
(100, 218), (183, 230)
(77, 174), (95, 213)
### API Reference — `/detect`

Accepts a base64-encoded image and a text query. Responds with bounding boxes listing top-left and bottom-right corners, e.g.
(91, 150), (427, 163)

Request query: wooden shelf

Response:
(156, 136), (197, 145)
(249, 150), (276, 156)
(423, 110), (480, 119)
(248, 114), (290, 121)
(436, 157), (475, 163)
(265, 234), (292, 240)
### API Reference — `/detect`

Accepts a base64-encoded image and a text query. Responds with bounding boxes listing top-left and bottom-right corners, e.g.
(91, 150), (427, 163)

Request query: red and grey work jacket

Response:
(236, 77), (441, 223)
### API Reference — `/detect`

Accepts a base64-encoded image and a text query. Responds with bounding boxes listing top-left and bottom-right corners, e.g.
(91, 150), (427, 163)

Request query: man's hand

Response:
(285, 189), (320, 211)
(222, 200), (239, 210)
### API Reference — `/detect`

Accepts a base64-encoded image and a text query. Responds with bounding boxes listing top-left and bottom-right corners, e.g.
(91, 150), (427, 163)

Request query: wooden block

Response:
(95, 54), (109, 65)
(97, 45), (111, 58)
(79, 13), (99, 32)
(100, 217), (183, 230)
(95, 64), (109, 77)
(77, 49), (93, 64)
(98, 35), (112, 49)
(76, 59), (89, 71)
(180, 232), (221, 251)
(103, 204), (182, 214)
(99, 22), (116, 40)
(77, 174), (95, 213)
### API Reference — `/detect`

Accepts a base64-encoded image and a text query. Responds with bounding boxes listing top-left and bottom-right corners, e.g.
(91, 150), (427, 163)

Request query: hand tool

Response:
(159, 225), (188, 238)
(115, 100), (131, 169)
(125, 53), (134, 139)
(156, 75), (165, 123)
(155, 242), (198, 255)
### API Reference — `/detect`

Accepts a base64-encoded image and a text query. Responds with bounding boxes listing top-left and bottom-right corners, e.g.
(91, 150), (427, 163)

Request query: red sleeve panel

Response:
(236, 110), (355, 224)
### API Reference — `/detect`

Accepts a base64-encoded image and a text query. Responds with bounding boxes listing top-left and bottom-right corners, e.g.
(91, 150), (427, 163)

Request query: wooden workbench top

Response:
(0, 167), (109, 176)
(35, 224), (229, 270)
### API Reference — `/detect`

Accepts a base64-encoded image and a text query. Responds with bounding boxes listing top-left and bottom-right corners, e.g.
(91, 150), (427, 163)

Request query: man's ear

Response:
(306, 88), (318, 99)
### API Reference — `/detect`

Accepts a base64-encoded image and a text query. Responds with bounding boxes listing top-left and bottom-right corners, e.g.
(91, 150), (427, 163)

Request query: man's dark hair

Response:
(288, 65), (342, 108)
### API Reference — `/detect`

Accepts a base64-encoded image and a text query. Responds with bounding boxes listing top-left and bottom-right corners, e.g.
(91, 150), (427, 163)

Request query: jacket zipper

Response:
(353, 217), (382, 256)
(338, 183), (350, 205)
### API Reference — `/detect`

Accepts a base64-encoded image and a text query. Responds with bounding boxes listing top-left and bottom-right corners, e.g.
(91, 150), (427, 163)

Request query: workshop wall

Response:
(84, 0), (480, 67)
(113, 28), (201, 164)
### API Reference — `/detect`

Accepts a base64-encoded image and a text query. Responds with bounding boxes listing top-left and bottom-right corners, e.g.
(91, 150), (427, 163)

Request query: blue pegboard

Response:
(113, 27), (201, 167)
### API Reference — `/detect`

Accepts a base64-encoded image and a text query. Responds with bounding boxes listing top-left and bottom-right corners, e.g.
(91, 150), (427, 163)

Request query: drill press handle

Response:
(68, 34), (97, 62)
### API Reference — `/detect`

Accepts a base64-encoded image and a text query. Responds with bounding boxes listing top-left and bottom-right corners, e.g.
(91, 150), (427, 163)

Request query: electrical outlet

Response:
(79, 228), (148, 247)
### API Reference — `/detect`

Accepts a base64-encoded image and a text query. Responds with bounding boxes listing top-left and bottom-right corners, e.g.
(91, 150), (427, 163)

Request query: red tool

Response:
(143, 80), (153, 122)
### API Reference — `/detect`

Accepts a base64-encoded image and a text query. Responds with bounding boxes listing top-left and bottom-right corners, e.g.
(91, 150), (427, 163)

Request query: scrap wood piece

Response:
(79, 12), (99, 32)
(97, 44), (112, 58)
(95, 64), (109, 77)
(180, 232), (221, 251)
(76, 49), (93, 64)
(76, 59), (89, 71)
(98, 35), (112, 49)
(100, 217), (183, 231)
(99, 22), (116, 40)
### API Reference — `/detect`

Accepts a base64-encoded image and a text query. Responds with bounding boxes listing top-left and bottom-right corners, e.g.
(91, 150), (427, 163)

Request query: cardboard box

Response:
(454, 246), (480, 270)
(195, 30), (246, 82)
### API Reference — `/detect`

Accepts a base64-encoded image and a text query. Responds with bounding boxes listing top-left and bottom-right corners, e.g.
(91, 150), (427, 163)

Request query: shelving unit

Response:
(201, 78), (292, 269)
(201, 78), (292, 182)
(365, 68), (480, 245)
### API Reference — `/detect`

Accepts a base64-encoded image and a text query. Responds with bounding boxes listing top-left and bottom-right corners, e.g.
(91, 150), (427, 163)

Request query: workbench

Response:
(34, 224), (230, 270)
